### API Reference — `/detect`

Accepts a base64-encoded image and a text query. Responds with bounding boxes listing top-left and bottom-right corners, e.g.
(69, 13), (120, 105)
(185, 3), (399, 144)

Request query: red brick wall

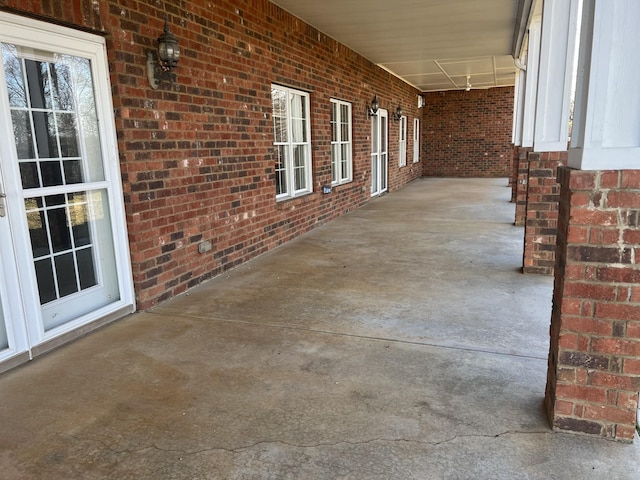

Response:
(0, 1), (423, 308)
(522, 151), (567, 275)
(546, 167), (640, 442)
(514, 147), (532, 226)
(422, 88), (514, 177)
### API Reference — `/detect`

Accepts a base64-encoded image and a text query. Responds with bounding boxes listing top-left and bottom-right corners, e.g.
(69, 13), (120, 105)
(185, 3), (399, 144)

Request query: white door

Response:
(0, 194), (29, 368)
(371, 109), (388, 196)
(0, 12), (134, 366)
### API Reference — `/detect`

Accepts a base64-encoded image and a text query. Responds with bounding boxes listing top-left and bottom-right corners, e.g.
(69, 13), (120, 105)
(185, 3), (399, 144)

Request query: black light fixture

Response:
(366, 95), (379, 117)
(392, 103), (403, 122)
(147, 17), (181, 89)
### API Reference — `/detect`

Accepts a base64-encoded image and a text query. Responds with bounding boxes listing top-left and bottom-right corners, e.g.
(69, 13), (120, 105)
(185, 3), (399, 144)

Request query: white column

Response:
(521, 16), (541, 148)
(569, 0), (640, 170)
(533, 0), (581, 152)
(512, 67), (526, 146)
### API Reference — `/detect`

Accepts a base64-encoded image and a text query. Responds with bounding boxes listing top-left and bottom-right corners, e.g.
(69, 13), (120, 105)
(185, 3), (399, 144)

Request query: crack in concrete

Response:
(60, 429), (553, 458)
(149, 309), (548, 361)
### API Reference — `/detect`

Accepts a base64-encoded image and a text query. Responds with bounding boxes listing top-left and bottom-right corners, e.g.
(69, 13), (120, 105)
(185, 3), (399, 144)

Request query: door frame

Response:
(0, 11), (135, 363)
(371, 108), (389, 196)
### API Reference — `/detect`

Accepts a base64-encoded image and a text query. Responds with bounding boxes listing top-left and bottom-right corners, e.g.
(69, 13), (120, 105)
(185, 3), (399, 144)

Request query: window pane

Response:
(290, 93), (303, 118)
(275, 145), (287, 196)
(27, 209), (50, 258)
(77, 247), (97, 289)
(69, 193), (91, 247)
(341, 144), (350, 179)
(19, 162), (40, 189)
(293, 145), (306, 190)
(331, 144), (338, 183)
(341, 122), (349, 142)
(341, 104), (349, 122)
(63, 159), (83, 184)
(2, 43), (27, 108)
(57, 112), (79, 157)
(11, 110), (34, 159)
(40, 160), (63, 187)
(68, 56), (104, 182)
(25, 59), (52, 110)
(371, 117), (378, 154)
(55, 252), (78, 297)
(331, 103), (338, 141)
(271, 87), (287, 117)
(32, 111), (58, 158)
(291, 118), (306, 143)
(34, 258), (56, 304)
(273, 116), (287, 143)
(47, 206), (72, 253)
(50, 62), (73, 111)
(381, 119), (387, 151)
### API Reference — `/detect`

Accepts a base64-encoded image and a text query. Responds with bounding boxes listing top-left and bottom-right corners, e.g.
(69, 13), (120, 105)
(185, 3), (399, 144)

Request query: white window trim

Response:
(271, 85), (313, 201)
(330, 98), (353, 185)
(398, 115), (407, 167)
(413, 118), (420, 163)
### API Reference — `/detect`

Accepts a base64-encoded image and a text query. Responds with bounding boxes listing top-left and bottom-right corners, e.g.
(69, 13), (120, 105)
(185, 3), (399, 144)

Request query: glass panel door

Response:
(0, 297), (7, 351)
(2, 44), (120, 332)
(0, 175), (29, 362)
(371, 109), (388, 196)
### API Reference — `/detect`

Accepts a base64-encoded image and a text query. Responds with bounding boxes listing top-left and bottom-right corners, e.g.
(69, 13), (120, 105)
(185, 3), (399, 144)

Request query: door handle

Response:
(0, 193), (6, 218)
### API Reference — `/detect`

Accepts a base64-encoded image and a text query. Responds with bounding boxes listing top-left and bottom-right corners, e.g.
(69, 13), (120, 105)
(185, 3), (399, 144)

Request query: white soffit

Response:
(269, 0), (519, 92)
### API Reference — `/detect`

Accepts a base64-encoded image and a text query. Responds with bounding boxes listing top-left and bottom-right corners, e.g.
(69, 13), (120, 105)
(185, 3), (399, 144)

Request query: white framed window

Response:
(413, 118), (420, 163)
(271, 85), (312, 200)
(398, 115), (407, 167)
(330, 99), (352, 185)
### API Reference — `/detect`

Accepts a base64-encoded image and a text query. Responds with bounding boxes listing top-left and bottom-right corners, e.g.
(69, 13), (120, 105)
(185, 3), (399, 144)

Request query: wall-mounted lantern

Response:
(147, 18), (180, 89)
(392, 104), (403, 122)
(366, 95), (379, 117)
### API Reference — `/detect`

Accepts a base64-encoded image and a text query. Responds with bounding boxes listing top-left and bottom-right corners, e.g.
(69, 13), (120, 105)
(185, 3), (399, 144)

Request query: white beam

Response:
(569, 0), (640, 170)
(521, 16), (541, 148)
(533, 0), (580, 152)
(512, 67), (526, 146)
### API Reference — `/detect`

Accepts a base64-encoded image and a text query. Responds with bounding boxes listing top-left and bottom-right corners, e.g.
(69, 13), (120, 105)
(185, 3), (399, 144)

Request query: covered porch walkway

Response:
(1, 178), (638, 479)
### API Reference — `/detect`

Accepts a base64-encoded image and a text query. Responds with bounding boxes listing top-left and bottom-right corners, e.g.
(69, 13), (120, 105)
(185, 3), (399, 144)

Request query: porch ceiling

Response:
(269, 0), (521, 92)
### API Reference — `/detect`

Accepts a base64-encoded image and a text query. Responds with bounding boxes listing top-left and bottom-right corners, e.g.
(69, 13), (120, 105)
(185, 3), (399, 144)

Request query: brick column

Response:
(545, 167), (640, 442)
(522, 151), (567, 275)
(514, 147), (532, 226)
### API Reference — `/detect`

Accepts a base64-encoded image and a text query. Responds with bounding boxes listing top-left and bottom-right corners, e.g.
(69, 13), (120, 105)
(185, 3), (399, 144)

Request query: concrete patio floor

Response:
(0, 177), (638, 479)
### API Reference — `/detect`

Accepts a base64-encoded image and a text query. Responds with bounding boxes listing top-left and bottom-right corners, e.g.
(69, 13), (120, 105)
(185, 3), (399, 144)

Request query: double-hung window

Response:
(330, 99), (352, 185)
(398, 115), (407, 167)
(271, 85), (312, 200)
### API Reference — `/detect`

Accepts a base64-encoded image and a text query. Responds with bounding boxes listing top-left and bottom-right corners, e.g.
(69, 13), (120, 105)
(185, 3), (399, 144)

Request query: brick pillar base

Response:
(515, 147), (532, 226)
(545, 167), (640, 442)
(522, 151), (567, 275)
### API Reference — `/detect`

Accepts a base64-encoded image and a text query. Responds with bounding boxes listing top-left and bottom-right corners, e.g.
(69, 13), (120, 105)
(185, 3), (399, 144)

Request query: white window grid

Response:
(399, 115), (407, 167)
(413, 118), (420, 163)
(271, 85), (312, 200)
(330, 99), (353, 185)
